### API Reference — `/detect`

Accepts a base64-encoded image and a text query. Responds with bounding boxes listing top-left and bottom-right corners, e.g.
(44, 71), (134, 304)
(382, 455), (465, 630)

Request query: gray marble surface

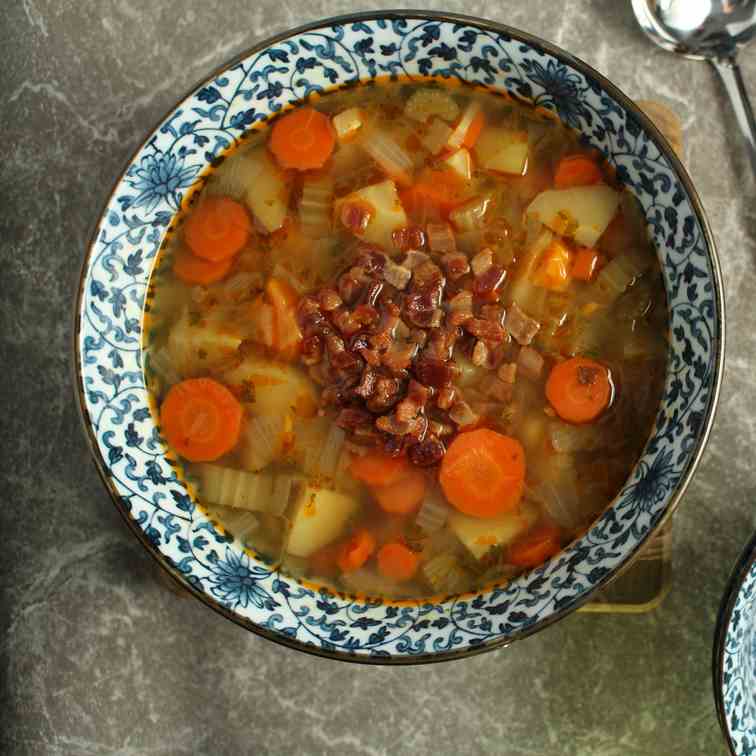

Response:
(1, 1), (755, 754)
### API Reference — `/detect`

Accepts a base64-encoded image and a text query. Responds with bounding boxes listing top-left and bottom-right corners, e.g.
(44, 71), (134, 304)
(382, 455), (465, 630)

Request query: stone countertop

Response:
(1, 1), (754, 754)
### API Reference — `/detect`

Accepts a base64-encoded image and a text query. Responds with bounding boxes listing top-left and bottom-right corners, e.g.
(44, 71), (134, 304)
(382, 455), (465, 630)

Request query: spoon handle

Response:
(709, 56), (756, 178)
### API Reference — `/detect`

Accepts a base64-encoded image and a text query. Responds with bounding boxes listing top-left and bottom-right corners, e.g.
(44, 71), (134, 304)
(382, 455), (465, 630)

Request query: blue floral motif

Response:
(124, 152), (200, 212)
(717, 534), (756, 753)
(75, 13), (723, 663)
(208, 549), (279, 611)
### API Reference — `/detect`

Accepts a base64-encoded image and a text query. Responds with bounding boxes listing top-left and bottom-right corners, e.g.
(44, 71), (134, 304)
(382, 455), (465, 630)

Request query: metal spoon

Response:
(632, 0), (756, 176)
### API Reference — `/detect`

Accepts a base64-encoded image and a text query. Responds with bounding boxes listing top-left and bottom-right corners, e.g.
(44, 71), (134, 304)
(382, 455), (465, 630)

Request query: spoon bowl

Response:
(632, 0), (756, 175)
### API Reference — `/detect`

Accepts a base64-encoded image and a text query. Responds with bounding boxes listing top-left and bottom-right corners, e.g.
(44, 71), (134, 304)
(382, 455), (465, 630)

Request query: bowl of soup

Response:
(74, 11), (724, 662)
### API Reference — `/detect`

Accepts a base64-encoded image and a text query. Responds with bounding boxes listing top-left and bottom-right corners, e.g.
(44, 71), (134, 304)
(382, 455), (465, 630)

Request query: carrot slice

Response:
(372, 469), (427, 515)
(461, 111), (486, 149)
(173, 248), (233, 286)
(184, 197), (251, 262)
(508, 524), (562, 567)
(553, 154), (603, 189)
(571, 246), (600, 282)
(268, 107), (336, 171)
(349, 452), (409, 487)
(399, 169), (466, 220)
(545, 357), (613, 424)
(439, 429), (526, 519)
(337, 528), (377, 573)
(377, 542), (420, 582)
(160, 378), (243, 462)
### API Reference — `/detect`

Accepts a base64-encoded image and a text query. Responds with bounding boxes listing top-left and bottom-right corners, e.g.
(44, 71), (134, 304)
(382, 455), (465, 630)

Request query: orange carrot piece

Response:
(553, 154), (603, 189)
(508, 524), (562, 567)
(439, 429), (526, 519)
(265, 278), (302, 361)
(337, 528), (377, 573)
(377, 542), (420, 582)
(268, 107), (336, 171)
(160, 378), (243, 462)
(545, 357), (613, 424)
(461, 111), (486, 149)
(184, 196), (251, 262)
(399, 169), (466, 220)
(372, 469), (427, 515)
(571, 247), (600, 282)
(533, 239), (572, 290)
(349, 452), (409, 487)
(173, 248), (233, 286)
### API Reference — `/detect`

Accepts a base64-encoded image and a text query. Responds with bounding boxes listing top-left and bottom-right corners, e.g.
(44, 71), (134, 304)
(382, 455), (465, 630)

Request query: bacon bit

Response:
(436, 385), (457, 410)
(441, 252), (470, 280)
(318, 288), (342, 312)
(337, 271), (363, 305)
(392, 226), (427, 252)
(409, 328), (428, 347)
(473, 265), (507, 300)
(376, 414), (414, 436)
(367, 376), (401, 412)
(382, 342), (418, 373)
(517, 345), (545, 380)
(448, 290), (473, 312)
(407, 379), (430, 406)
(395, 396), (421, 424)
(426, 222), (456, 253)
(363, 280), (384, 307)
(470, 248), (494, 277)
(498, 363), (517, 383)
(340, 200), (373, 235)
(505, 302), (540, 345)
(465, 318), (506, 342)
(331, 308), (363, 336)
(409, 436), (445, 467)
(354, 367), (377, 398)
(412, 261), (445, 289)
(429, 420), (454, 437)
(415, 356), (456, 387)
(336, 408), (373, 430)
(353, 304), (379, 326)
(301, 335), (324, 365)
(472, 340), (490, 367)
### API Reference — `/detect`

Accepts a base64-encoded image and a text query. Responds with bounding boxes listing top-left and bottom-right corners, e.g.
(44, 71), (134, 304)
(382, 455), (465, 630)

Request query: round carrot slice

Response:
(372, 469), (427, 515)
(160, 378), (243, 462)
(439, 429), (526, 519)
(377, 542), (420, 582)
(507, 524), (562, 567)
(349, 452), (409, 487)
(268, 107), (336, 171)
(545, 357), (613, 424)
(337, 529), (377, 573)
(184, 196), (251, 262)
(173, 248), (233, 285)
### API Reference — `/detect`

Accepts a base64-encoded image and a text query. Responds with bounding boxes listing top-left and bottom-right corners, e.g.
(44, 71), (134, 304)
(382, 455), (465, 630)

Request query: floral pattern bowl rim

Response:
(73, 10), (725, 664)
(714, 531), (756, 755)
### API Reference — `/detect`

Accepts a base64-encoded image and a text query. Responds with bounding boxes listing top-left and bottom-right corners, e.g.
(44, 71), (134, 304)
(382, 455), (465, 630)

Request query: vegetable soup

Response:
(145, 79), (668, 599)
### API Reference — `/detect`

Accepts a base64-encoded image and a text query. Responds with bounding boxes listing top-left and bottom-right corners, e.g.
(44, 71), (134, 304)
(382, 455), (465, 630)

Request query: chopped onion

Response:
(527, 478), (583, 530)
(547, 421), (604, 453)
(422, 553), (472, 594)
(209, 505), (260, 542)
(239, 414), (286, 472)
(299, 175), (334, 237)
(449, 195), (492, 232)
(360, 129), (414, 186)
(222, 272), (264, 301)
(146, 346), (181, 388)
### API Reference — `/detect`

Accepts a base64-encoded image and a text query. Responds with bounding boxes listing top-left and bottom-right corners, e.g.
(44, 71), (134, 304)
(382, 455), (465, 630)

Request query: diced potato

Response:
(333, 107), (365, 142)
(419, 118), (453, 155)
(334, 179), (408, 250)
(243, 148), (289, 233)
(475, 128), (529, 175)
(222, 357), (317, 418)
(526, 185), (620, 247)
(286, 485), (359, 557)
(448, 502), (538, 560)
(443, 148), (472, 180)
(166, 309), (242, 377)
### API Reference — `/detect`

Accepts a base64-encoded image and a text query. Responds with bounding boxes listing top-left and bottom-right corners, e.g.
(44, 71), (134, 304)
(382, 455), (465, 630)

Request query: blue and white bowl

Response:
(715, 532), (756, 754)
(73, 11), (724, 663)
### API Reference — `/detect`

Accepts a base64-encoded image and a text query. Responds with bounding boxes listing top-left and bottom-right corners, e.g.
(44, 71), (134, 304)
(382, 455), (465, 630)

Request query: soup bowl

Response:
(74, 10), (724, 663)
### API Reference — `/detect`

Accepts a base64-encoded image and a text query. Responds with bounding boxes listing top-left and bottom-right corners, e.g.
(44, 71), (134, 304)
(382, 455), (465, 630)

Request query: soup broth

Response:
(145, 79), (668, 599)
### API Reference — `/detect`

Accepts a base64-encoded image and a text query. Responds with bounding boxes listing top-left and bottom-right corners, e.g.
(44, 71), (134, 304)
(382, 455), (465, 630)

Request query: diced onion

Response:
(422, 553), (472, 594)
(547, 421), (604, 453)
(299, 175), (334, 237)
(360, 130), (414, 186)
(419, 118), (453, 155)
(449, 196), (491, 232)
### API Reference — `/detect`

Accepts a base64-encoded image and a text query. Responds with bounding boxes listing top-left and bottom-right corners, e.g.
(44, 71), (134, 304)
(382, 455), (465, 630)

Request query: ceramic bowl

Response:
(714, 532), (756, 754)
(74, 10), (724, 663)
